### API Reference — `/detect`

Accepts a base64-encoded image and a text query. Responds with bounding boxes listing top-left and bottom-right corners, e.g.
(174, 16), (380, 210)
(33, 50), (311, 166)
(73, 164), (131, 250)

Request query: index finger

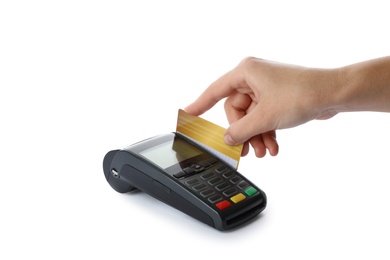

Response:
(184, 66), (246, 116)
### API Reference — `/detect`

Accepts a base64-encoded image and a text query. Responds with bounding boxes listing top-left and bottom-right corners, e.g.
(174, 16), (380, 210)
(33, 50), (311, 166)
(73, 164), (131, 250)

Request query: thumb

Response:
(224, 108), (272, 145)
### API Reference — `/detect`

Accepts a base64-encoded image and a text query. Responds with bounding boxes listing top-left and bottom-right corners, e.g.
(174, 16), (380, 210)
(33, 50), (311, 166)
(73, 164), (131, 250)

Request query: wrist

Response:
(331, 64), (364, 113)
(330, 57), (390, 113)
(299, 68), (342, 120)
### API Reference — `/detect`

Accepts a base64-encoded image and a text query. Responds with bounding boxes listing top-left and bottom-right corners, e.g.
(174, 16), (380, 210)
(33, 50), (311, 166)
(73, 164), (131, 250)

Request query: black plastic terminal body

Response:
(102, 132), (267, 231)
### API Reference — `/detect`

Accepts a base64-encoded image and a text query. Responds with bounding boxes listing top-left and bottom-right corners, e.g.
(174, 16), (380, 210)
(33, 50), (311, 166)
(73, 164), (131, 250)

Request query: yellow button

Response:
(230, 193), (246, 204)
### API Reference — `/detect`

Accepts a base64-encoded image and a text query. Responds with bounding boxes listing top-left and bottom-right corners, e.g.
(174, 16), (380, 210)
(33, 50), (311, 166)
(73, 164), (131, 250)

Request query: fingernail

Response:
(224, 134), (236, 145)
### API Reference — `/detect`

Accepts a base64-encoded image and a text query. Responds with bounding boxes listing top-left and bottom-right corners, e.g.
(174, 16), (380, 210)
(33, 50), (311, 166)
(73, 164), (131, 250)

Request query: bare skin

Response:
(185, 56), (390, 157)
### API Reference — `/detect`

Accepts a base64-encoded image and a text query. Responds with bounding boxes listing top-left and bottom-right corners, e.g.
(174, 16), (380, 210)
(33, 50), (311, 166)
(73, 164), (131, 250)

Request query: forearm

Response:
(334, 56), (390, 113)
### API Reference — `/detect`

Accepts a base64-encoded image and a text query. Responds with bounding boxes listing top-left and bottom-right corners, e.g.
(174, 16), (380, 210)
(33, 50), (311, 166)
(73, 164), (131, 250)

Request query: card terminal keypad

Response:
(175, 158), (259, 211)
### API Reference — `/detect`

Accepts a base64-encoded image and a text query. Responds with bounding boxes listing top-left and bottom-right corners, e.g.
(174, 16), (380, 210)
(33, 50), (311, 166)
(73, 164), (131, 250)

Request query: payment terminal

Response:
(103, 132), (267, 231)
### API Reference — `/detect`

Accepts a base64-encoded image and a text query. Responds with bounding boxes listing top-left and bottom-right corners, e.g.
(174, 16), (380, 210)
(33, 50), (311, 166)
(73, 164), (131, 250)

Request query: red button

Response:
(215, 200), (231, 210)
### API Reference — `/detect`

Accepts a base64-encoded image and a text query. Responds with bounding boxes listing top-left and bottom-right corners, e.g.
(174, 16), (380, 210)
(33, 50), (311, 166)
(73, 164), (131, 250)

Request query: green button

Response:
(245, 187), (257, 197)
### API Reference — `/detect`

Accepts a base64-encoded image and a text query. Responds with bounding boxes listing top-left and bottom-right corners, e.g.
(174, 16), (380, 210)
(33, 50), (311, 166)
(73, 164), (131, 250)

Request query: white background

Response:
(1, 1), (390, 259)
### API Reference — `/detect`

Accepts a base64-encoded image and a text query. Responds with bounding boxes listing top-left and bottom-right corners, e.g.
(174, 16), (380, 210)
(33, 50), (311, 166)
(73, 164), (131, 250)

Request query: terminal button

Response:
(231, 193), (246, 204)
(200, 189), (215, 197)
(215, 182), (230, 191)
(208, 194), (223, 203)
(230, 176), (241, 184)
(183, 167), (195, 175)
(216, 200), (231, 210)
(208, 177), (223, 186)
(244, 187), (258, 197)
(200, 172), (215, 180)
(223, 188), (237, 197)
(237, 180), (249, 190)
(198, 160), (211, 168)
(173, 171), (186, 178)
(215, 166), (227, 174)
(185, 178), (199, 186)
(192, 164), (203, 171)
(222, 171), (234, 178)
(192, 183), (207, 191)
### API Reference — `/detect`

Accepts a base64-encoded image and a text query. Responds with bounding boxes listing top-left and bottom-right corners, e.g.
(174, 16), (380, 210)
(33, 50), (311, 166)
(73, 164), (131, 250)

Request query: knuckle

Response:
(240, 56), (260, 67)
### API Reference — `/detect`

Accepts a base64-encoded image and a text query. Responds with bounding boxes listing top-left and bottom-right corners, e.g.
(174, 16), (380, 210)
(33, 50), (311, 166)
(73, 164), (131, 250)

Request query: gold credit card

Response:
(176, 109), (243, 169)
